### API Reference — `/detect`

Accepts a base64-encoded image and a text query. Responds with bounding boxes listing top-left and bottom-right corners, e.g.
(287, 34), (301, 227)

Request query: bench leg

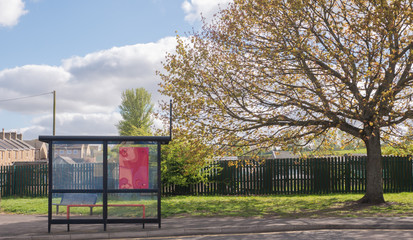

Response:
(89, 207), (93, 215)
(56, 205), (59, 215)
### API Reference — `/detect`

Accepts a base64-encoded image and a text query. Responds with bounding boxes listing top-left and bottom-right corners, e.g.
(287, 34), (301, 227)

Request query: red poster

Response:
(119, 147), (149, 189)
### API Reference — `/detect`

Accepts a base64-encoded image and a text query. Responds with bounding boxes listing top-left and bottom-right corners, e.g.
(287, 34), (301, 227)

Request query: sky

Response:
(0, 0), (232, 140)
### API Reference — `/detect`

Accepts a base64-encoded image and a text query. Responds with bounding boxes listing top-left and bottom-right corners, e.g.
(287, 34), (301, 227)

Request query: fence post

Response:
(345, 157), (350, 193)
(264, 159), (272, 194)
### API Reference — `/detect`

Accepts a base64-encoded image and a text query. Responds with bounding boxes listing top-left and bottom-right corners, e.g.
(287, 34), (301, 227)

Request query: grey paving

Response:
(1, 214), (413, 239)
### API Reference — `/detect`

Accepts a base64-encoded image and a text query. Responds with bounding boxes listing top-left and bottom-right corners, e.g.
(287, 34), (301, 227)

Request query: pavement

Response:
(2, 214), (413, 240)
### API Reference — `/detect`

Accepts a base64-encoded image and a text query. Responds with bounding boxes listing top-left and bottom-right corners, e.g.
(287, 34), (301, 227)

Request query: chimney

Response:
(1, 128), (4, 140)
(11, 132), (17, 140)
(5, 132), (10, 140)
(17, 133), (23, 140)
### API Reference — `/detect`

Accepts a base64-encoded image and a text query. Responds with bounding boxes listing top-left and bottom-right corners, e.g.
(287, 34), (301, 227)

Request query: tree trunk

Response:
(359, 129), (385, 204)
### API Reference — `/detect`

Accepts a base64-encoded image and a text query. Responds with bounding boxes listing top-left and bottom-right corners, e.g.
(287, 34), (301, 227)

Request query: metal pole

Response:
(157, 142), (162, 228)
(103, 141), (108, 231)
(47, 140), (53, 233)
(53, 91), (56, 136)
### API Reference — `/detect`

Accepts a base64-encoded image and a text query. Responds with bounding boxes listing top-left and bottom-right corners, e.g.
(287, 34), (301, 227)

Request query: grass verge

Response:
(2, 193), (413, 218)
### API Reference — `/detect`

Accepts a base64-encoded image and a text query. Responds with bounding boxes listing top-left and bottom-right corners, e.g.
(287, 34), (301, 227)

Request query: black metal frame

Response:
(39, 135), (171, 233)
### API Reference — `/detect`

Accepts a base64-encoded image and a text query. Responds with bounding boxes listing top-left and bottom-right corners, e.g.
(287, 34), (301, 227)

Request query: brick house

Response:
(0, 129), (35, 166)
(24, 139), (48, 161)
(53, 144), (96, 163)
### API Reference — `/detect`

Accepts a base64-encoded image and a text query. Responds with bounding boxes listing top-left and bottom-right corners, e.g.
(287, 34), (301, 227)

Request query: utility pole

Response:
(169, 99), (172, 140)
(53, 90), (56, 136)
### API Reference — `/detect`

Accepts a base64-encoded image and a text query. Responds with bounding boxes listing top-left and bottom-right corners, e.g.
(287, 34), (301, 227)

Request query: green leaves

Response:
(159, 0), (413, 153)
(161, 132), (214, 187)
(117, 88), (154, 136)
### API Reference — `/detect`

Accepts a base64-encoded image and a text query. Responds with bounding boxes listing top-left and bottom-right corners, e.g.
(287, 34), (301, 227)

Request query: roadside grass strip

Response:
(2, 193), (413, 218)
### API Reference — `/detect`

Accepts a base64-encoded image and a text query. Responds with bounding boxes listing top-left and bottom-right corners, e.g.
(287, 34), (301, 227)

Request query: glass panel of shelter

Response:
(107, 141), (159, 220)
(51, 141), (104, 220)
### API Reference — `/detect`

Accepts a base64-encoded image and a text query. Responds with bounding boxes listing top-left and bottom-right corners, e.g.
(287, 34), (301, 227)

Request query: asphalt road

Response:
(130, 229), (413, 240)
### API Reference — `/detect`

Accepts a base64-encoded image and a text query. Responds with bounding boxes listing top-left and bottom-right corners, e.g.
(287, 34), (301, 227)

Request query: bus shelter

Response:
(39, 135), (171, 232)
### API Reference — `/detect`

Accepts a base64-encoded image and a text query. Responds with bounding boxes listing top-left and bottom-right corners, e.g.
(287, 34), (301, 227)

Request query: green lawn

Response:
(2, 193), (413, 218)
(331, 148), (367, 155)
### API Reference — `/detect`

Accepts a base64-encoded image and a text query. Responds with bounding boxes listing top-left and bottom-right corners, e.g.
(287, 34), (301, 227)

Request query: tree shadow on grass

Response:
(272, 201), (406, 218)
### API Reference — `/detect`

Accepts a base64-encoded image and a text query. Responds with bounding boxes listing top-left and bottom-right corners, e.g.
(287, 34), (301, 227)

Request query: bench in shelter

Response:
(53, 193), (98, 215)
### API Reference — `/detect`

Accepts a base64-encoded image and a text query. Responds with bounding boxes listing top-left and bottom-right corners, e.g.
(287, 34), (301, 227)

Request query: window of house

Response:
(73, 150), (78, 154)
(60, 150), (65, 154)
(67, 150), (72, 154)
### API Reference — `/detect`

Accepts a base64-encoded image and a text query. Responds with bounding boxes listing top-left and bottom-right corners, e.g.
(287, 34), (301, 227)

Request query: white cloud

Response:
(182, 0), (232, 23)
(14, 112), (122, 139)
(0, 0), (28, 27)
(61, 37), (177, 105)
(0, 65), (70, 114)
(0, 36), (178, 139)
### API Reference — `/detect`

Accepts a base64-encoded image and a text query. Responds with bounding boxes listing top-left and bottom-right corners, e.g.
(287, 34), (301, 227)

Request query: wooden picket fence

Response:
(162, 155), (413, 195)
(1, 156), (412, 197)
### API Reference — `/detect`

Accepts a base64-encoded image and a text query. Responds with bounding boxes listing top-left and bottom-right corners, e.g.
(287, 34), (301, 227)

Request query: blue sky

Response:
(0, 0), (231, 139)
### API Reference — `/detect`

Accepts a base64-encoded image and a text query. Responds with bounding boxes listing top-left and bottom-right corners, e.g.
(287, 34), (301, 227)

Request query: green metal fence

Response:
(0, 164), (48, 197)
(1, 156), (412, 197)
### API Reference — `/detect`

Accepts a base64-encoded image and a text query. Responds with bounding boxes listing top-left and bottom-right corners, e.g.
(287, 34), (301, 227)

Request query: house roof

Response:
(55, 156), (77, 164)
(272, 151), (299, 159)
(54, 144), (85, 148)
(0, 130), (34, 151)
(0, 139), (35, 151)
(25, 139), (48, 148)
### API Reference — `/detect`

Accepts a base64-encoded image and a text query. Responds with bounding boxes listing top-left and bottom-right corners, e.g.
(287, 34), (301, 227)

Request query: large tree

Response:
(159, 0), (413, 204)
(117, 88), (154, 136)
